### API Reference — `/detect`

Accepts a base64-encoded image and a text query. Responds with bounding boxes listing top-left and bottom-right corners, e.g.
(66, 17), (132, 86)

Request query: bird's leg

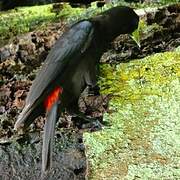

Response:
(84, 65), (100, 96)
(72, 111), (103, 131)
(67, 100), (103, 130)
(67, 100), (94, 122)
(87, 85), (100, 96)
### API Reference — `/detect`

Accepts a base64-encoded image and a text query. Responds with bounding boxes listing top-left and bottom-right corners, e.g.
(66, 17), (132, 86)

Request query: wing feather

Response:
(15, 21), (94, 129)
(27, 20), (94, 106)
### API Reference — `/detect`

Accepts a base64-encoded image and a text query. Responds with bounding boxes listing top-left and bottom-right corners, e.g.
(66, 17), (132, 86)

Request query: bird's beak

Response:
(130, 29), (141, 48)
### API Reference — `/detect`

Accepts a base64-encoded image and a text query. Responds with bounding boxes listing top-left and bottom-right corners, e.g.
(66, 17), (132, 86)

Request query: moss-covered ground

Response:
(84, 51), (180, 179)
(0, 4), (86, 43)
(0, 0), (178, 44)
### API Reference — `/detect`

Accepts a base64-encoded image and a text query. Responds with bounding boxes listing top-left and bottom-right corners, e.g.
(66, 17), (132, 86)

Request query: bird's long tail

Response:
(42, 100), (59, 174)
(42, 86), (63, 175)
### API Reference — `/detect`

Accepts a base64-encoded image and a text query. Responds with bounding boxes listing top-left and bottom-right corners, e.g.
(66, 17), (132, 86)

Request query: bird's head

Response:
(91, 6), (139, 42)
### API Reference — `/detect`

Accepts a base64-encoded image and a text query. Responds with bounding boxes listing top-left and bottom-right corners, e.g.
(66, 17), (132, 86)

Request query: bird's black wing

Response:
(15, 21), (94, 129)
(27, 20), (94, 104)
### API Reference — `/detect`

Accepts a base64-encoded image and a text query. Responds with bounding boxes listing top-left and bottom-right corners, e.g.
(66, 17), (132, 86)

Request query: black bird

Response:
(14, 6), (139, 175)
(96, 1), (106, 8)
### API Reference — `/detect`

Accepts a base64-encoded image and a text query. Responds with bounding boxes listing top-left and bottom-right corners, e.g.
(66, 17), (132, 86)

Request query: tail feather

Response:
(14, 103), (43, 130)
(42, 101), (59, 174)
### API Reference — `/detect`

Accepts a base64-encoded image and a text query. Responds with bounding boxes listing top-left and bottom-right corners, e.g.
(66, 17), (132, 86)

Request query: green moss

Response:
(0, 3), (103, 43)
(0, 5), (54, 40)
(84, 51), (180, 179)
(115, 1), (179, 9)
(0, 1), (179, 44)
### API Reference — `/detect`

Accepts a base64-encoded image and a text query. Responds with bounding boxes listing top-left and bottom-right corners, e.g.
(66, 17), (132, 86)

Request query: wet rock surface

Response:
(0, 130), (87, 180)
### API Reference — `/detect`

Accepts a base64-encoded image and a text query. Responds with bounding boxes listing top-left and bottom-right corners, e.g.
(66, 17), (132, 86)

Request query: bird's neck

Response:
(90, 16), (119, 43)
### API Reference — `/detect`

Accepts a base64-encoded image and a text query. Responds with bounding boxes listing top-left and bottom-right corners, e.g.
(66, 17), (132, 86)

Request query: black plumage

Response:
(14, 6), (139, 175)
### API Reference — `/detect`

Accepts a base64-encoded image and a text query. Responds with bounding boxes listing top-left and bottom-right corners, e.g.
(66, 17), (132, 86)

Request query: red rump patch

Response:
(44, 86), (63, 111)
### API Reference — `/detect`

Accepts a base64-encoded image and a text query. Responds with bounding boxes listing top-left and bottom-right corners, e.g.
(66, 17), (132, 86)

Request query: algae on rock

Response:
(84, 51), (180, 179)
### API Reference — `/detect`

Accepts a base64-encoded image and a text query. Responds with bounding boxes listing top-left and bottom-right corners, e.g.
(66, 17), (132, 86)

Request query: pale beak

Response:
(130, 28), (141, 48)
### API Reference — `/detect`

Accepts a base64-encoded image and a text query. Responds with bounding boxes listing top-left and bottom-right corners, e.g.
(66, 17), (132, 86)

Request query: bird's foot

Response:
(72, 114), (103, 131)
(81, 119), (103, 132)
(87, 85), (100, 96)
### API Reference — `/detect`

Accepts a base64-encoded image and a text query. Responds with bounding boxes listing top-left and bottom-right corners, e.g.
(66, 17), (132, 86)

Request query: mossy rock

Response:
(84, 51), (180, 179)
